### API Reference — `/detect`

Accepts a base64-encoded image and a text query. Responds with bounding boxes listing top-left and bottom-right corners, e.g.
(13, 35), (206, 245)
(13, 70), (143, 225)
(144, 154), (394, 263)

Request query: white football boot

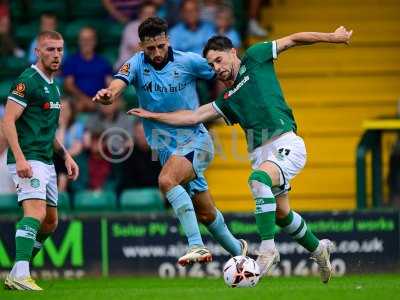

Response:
(255, 248), (280, 276)
(310, 239), (334, 283)
(178, 245), (212, 266)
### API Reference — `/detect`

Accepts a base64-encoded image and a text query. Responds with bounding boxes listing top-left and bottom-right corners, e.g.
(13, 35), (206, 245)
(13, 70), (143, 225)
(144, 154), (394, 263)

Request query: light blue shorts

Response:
(157, 131), (214, 197)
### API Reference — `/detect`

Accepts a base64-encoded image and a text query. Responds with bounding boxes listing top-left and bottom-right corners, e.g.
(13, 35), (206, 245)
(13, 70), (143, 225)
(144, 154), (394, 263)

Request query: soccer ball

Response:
(223, 256), (261, 288)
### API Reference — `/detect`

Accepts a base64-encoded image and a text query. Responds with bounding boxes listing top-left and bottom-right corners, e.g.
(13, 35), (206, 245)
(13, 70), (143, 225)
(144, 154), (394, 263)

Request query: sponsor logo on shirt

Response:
(43, 101), (61, 110)
(12, 82), (26, 98)
(141, 81), (190, 93)
(224, 75), (249, 100)
(118, 63), (130, 76)
(143, 68), (150, 75)
(143, 82), (153, 92)
(44, 86), (50, 94)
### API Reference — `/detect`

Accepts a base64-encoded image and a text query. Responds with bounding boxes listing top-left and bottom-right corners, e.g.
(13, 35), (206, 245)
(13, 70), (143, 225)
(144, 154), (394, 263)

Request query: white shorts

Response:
(8, 160), (58, 206)
(250, 132), (307, 197)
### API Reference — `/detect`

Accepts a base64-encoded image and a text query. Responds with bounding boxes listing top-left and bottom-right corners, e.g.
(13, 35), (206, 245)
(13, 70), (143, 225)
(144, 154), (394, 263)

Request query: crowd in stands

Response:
(0, 0), (269, 208)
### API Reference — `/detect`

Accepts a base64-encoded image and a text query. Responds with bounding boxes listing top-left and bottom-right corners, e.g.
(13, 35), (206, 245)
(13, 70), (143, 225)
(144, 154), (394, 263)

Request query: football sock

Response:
(166, 185), (204, 247)
(10, 261), (29, 279)
(248, 170), (276, 242)
(206, 209), (242, 256)
(11, 217), (40, 278)
(276, 210), (319, 252)
(31, 231), (52, 260)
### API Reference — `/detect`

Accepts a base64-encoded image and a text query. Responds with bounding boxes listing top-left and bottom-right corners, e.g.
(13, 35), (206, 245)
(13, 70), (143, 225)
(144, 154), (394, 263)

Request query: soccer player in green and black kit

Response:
(2, 31), (79, 291)
(129, 26), (353, 283)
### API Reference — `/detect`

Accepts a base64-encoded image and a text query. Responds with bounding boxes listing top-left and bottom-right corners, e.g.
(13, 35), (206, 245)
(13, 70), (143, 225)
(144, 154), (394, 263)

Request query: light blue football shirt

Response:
(114, 48), (215, 152)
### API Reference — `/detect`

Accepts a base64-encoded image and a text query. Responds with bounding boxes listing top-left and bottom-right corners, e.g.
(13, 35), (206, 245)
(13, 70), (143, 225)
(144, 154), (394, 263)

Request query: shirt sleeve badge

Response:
(118, 63), (130, 76)
(12, 82), (26, 98)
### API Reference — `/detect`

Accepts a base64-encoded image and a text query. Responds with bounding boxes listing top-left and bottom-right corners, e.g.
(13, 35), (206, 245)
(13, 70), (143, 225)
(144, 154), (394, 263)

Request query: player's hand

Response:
(332, 26), (353, 45)
(16, 158), (32, 178)
(92, 88), (113, 105)
(127, 108), (156, 119)
(65, 155), (79, 181)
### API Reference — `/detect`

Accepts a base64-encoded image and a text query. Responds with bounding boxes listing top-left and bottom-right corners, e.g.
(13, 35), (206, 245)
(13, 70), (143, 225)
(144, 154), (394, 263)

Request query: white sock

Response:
(10, 261), (30, 278)
(259, 239), (276, 252)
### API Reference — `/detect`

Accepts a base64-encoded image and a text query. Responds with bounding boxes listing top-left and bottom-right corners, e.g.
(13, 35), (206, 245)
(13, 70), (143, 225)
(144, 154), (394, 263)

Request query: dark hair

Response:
(203, 35), (233, 57)
(138, 17), (168, 41)
(37, 30), (63, 41)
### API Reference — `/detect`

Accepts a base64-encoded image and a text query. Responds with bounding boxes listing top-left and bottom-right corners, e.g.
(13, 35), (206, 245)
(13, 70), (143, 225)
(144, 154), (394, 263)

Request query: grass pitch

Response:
(1, 274), (399, 300)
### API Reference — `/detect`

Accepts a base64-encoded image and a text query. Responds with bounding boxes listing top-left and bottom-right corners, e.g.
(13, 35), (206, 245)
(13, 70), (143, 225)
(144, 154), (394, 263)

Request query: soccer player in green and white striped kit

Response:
(129, 26), (353, 283)
(2, 30), (79, 290)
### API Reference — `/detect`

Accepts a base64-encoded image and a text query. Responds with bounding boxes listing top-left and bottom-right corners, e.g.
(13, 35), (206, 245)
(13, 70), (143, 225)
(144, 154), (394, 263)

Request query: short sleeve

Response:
(113, 55), (138, 85)
(189, 52), (215, 80)
(7, 79), (31, 108)
(212, 95), (237, 126)
(245, 41), (277, 63)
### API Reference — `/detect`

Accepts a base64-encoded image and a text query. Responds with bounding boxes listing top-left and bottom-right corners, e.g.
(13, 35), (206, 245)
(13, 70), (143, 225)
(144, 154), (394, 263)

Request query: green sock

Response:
(31, 232), (52, 260)
(248, 170), (276, 240)
(15, 217), (41, 262)
(276, 210), (319, 252)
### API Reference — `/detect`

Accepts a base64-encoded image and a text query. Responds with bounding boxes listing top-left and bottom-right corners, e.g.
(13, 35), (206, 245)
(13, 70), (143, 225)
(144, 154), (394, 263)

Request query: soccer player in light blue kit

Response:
(93, 17), (247, 265)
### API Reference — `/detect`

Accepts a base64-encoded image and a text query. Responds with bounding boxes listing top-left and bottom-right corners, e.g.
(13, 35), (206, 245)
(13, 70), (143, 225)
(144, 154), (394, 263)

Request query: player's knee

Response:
(158, 174), (177, 194)
(24, 203), (47, 223)
(248, 169), (273, 199)
(196, 210), (216, 225)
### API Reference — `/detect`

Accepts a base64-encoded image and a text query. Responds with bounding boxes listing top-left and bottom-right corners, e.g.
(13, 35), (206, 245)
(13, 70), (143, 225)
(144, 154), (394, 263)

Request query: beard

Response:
(47, 61), (60, 72)
(219, 68), (233, 82)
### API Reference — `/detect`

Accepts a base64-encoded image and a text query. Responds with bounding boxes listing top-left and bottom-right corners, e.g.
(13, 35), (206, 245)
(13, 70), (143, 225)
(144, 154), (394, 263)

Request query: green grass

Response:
(1, 274), (400, 300)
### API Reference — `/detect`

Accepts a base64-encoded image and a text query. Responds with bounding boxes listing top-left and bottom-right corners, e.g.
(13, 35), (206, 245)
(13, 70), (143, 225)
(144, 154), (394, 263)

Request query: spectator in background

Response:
(248, 0), (267, 36)
(116, 119), (161, 195)
(0, 13), (25, 58)
(169, 0), (214, 54)
(199, 0), (220, 23)
(87, 131), (112, 190)
(28, 12), (67, 64)
(86, 96), (134, 136)
(102, 0), (144, 24)
(85, 98), (133, 191)
(152, 0), (167, 19)
(115, 1), (157, 70)
(54, 98), (85, 192)
(214, 5), (240, 48)
(63, 27), (113, 112)
(0, 0), (8, 18)
(84, 97), (133, 192)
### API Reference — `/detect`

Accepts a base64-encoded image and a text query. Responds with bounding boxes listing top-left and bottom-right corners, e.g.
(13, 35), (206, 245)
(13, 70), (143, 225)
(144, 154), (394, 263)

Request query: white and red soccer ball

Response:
(223, 256), (261, 288)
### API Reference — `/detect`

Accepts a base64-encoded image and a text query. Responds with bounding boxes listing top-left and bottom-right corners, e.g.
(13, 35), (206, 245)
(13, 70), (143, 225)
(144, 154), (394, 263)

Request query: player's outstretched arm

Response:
(92, 78), (127, 105)
(127, 103), (221, 126)
(276, 26), (353, 54)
